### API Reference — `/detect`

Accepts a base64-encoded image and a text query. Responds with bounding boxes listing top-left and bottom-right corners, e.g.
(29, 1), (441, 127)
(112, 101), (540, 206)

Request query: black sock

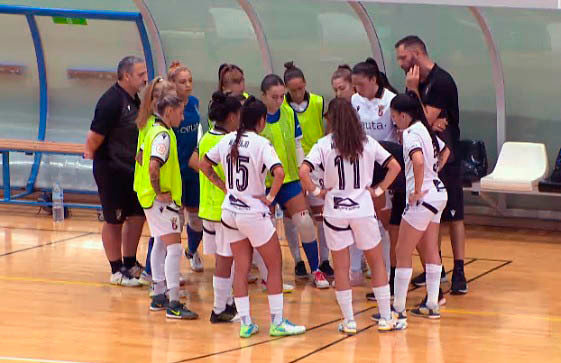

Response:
(454, 259), (464, 270)
(110, 259), (123, 274)
(123, 256), (136, 270)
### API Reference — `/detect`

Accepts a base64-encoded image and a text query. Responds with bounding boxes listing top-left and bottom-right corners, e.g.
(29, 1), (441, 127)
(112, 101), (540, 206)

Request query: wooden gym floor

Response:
(0, 206), (559, 363)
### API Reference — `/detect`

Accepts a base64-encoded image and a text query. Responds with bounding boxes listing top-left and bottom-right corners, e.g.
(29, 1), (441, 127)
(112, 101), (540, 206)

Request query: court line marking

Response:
(0, 275), (113, 288)
(290, 259), (515, 362)
(172, 259), (481, 362)
(0, 357), (93, 363)
(0, 232), (93, 257)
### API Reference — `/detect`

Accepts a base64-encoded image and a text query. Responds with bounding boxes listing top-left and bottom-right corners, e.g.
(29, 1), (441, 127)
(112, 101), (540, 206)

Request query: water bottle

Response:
(52, 182), (64, 223)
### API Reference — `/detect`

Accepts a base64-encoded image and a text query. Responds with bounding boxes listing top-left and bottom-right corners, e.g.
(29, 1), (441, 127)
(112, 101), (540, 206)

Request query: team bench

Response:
(0, 138), (100, 210)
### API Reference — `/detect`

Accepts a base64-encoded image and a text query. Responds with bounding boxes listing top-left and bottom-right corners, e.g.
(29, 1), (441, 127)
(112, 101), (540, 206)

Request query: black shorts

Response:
(93, 160), (144, 224)
(182, 177), (200, 209)
(439, 165), (464, 222)
(389, 191), (406, 226)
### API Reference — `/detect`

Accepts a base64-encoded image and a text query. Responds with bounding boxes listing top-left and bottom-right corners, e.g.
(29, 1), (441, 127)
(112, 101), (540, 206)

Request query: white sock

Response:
(165, 243), (183, 302)
(253, 249), (268, 282)
(349, 244), (363, 272)
(284, 217), (302, 263)
(425, 264), (442, 309)
(234, 296), (251, 325)
(335, 289), (354, 324)
(268, 293), (284, 325)
(213, 275), (231, 314)
(315, 220), (330, 263)
(393, 267), (412, 313)
(373, 284), (391, 320)
(151, 236), (167, 295)
(379, 222), (391, 279)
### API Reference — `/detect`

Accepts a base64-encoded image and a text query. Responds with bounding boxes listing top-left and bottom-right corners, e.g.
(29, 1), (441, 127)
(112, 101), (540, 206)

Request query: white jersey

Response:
(305, 134), (392, 218)
(205, 131), (282, 214)
(352, 88), (398, 143)
(402, 121), (446, 196)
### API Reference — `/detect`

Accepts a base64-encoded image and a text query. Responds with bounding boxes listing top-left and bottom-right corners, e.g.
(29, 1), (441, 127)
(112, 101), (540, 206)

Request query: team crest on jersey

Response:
(171, 217), (178, 231)
(229, 195), (250, 210)
(333, 197), (359, 211)
(378, 105), (385, 117)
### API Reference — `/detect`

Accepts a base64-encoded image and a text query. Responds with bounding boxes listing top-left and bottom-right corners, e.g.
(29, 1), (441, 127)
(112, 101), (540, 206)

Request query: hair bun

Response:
(211, 91), (227, 104)
(169, 60), (182, 70)
(284, 61), (296, 70)
(365, 57), (377, 65)
(337, 64), (352, 71)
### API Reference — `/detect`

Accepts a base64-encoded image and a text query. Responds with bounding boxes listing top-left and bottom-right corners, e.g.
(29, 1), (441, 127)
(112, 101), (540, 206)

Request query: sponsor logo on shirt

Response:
(333, 197), (359, 211)
(363, 121), (388, 131)
(378, 105), (385, 117)
(171, 217), (178, 231)
(229, 195), (250, 210)
(178, 123), (199, 134)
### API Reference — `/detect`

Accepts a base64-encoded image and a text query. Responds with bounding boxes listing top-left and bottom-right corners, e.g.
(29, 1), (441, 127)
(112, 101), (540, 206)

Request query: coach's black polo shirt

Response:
(90, 82), (140, 174)
(418, 64), (460, 168)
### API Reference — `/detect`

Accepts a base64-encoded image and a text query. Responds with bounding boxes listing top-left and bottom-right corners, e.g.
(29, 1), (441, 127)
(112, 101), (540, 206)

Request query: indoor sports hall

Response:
(0, 0), (559, 362)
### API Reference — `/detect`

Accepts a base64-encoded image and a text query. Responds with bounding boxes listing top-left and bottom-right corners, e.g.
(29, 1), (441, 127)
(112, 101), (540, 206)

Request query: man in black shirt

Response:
(395, 35), (468, 295)
(85, 56), (148, 286)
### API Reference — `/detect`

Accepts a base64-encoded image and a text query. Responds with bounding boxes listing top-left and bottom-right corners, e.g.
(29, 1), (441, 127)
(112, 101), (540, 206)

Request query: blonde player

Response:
(300, 98), (401, 334)
(388, 92), (450, 327)
(200, 97), (306, 338)
(135, 76), (176, 285)
(136, 94), (198, 320)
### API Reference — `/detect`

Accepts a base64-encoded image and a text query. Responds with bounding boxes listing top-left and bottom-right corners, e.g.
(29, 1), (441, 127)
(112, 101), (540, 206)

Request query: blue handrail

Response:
(25, 14), (47, 193)
(0, 5), (141, 21)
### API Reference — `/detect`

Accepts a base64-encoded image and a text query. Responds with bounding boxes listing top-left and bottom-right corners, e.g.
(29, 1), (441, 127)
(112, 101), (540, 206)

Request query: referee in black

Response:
(394, 35), (468, 296)
(85, 56), (148, 286)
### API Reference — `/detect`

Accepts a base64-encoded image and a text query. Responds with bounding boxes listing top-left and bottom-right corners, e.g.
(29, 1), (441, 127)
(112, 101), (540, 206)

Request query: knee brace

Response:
(188, 212), (203, 232)
(291, 210), (316, 243)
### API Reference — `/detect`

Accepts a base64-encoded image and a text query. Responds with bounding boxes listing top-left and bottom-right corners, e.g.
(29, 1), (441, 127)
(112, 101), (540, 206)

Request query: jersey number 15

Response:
(226, 154), (249, 192)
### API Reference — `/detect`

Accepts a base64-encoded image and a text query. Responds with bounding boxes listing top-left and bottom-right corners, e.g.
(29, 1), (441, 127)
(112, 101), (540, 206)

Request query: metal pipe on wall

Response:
(348, 1), (386, 73)
(237, 0), (274, 74)
(468, 6), (507, 209)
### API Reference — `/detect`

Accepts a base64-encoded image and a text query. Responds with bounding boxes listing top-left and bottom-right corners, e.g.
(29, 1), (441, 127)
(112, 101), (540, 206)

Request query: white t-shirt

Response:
(402, 121), (446, 196)
(352, 89), (398, 143)
(205, 131), (282, 214)
(305, 134), (392, 218)
(150, 131), (170, 164)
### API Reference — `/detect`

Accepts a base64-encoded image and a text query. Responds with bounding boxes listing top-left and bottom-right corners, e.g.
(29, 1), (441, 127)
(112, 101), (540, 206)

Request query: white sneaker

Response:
(338, 320), (357, 335)
(139, 271), (152, 286)
(110, 271), (142, 287)
(260, 280), (295, 294)
(312, 270), (330, 289)
(189, 251), (204, 272)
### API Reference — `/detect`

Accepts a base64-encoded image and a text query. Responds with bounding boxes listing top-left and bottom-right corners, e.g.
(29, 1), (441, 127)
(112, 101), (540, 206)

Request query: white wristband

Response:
(374, 186), (384, 197)
(312, 187), (321, 197)
(266, 194), (275, 202)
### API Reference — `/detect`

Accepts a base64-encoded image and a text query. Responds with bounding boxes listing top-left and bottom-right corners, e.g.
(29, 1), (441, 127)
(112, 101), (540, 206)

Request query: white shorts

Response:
(202, 220), (231, 257)
(221, 210), (275, 248)
(144, 200), (182, 238)
(402, 187), (448, 232)
(323, 216), (381, 251)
